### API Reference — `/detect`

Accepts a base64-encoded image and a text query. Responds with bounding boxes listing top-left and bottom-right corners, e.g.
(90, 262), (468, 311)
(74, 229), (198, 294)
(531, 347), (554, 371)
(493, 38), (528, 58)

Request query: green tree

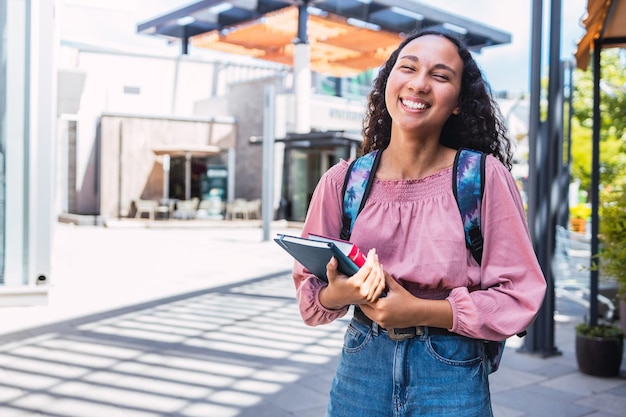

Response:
(571, 48), (626, 193)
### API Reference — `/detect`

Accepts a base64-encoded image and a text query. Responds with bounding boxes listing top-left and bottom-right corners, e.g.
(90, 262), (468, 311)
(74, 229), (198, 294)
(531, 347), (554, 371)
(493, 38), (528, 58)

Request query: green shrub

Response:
(576, 322), (624, 339)
(599, 188), (626, 297)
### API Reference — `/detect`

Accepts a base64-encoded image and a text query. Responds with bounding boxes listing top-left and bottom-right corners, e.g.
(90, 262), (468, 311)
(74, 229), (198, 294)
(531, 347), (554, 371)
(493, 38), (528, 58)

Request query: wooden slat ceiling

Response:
(191, 6), (401, 76)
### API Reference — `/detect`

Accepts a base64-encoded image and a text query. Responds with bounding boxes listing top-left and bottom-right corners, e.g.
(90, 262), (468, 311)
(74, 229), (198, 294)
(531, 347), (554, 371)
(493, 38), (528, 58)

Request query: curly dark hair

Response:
(361, 28), (513, 169)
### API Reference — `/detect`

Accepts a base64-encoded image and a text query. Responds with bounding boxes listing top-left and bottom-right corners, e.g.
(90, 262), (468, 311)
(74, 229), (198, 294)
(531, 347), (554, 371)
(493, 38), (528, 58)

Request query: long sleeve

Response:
(292, 161), (352, 326)
(446, 157), (547, 340)
(290, 155), (547, 338)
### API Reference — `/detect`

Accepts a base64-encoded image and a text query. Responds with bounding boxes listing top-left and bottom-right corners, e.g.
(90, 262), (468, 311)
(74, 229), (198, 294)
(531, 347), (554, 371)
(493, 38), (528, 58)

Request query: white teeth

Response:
(402, 99), (426, 110)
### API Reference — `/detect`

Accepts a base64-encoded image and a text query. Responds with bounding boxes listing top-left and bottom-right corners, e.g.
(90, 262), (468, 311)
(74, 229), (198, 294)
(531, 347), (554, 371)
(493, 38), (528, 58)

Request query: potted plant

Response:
(570, 203), (591, 233)
(575, 322), (624, 377)
(574, 187), (626, 377)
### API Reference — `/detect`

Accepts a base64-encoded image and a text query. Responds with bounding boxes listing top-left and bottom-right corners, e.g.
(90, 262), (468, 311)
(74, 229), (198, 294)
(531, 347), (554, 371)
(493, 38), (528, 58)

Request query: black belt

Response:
(353, 306), (453, 341)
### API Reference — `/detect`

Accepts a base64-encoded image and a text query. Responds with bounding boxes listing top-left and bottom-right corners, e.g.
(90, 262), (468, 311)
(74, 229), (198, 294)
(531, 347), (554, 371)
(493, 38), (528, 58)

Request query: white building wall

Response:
(57, 45), (289, 216)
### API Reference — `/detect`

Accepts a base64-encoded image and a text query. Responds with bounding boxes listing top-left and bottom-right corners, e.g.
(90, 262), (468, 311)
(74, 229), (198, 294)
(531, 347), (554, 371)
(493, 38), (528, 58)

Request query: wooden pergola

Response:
(190, 5), (402, 77)
(137, 0), (511, 77)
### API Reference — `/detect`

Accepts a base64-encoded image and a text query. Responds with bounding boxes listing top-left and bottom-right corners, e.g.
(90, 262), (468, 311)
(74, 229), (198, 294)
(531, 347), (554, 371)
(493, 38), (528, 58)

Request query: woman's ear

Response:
(452, 104), (460, 115)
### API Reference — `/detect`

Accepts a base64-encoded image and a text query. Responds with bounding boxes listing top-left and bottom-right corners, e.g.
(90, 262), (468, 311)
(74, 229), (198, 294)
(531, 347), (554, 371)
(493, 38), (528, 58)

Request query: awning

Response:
(152, 145), (222, 157)
(575, 0), (626, 70)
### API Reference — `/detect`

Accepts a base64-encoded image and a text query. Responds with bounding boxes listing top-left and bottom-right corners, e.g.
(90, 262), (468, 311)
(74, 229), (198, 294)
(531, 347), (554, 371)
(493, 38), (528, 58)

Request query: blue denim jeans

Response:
(326, 317), (493, 417)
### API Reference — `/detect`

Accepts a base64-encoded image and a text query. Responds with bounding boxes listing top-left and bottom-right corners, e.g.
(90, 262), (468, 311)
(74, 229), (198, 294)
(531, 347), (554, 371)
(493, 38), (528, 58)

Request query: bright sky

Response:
(423, 0), (588, 93)
(59, 0), (589, 94)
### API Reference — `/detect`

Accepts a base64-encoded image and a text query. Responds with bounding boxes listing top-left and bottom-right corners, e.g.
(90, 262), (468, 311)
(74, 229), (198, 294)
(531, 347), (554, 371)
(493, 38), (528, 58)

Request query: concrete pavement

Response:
(0, 221), (624, 416)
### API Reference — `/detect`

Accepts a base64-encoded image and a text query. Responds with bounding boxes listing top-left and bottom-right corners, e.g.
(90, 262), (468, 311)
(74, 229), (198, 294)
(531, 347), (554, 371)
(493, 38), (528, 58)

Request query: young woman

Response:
(292, 28), (546, 417)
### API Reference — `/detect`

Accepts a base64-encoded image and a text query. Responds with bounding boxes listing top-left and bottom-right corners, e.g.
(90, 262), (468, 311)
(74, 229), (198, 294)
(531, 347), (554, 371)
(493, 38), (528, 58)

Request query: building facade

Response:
(57, 43), (369, 223)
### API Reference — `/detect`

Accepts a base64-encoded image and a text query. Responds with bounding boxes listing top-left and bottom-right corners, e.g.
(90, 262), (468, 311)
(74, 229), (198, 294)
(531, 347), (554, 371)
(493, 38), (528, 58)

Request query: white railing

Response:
(553, 225), (616, 321)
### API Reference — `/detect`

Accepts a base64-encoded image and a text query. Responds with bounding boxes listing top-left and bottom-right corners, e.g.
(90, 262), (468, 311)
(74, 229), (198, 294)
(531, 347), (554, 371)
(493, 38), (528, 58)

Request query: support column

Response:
(162, 154), (170, 200)
(589, 39), (601, 326)
(184, 152), (191, 201)
(522, 0), (561, 357)
(262, 85), (275, 241)
(293, 1), (310, 134)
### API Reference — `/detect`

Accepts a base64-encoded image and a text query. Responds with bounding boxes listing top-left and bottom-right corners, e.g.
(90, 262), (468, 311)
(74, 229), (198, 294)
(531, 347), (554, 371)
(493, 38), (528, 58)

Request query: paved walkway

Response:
(0, 221), (624, 417)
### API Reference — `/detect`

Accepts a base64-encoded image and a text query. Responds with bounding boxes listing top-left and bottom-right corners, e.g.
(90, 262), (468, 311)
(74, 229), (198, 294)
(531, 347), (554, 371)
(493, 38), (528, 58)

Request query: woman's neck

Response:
(376, 141), (456, 180)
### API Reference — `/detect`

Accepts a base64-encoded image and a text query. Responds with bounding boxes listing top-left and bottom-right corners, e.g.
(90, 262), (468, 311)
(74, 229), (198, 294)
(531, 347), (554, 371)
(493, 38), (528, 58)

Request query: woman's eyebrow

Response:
(399, 54), (419, 62)
(398, 54), (457, 76)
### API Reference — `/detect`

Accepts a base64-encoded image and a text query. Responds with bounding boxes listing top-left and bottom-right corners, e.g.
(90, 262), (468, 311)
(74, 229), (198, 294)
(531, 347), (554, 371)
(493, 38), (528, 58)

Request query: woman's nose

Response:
(407, 73), (430, 93)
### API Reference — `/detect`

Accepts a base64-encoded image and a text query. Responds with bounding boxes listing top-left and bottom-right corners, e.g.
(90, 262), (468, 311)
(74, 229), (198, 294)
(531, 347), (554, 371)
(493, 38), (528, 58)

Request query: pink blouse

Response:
(292, 155), (547, 341)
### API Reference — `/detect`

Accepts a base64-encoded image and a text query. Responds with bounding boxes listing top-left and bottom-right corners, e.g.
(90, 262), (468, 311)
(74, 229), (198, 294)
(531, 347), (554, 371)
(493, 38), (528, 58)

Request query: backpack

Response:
(340, 147), (513, 374)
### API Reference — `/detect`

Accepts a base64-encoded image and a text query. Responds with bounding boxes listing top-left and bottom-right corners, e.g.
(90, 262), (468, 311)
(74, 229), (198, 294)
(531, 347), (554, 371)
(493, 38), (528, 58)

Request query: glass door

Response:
(283, 147), (347, 221)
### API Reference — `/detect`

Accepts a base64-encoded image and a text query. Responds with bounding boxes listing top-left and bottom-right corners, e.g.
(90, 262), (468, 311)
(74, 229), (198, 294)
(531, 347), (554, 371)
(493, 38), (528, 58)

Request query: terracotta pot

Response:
(575, 333), (624, 377)
(570, 218), (586, 233)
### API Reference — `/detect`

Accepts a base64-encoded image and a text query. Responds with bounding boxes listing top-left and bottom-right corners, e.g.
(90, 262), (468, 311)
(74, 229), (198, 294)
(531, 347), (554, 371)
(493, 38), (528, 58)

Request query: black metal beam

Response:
(589, 38), (601, 327)
(296, 0), (309, 44)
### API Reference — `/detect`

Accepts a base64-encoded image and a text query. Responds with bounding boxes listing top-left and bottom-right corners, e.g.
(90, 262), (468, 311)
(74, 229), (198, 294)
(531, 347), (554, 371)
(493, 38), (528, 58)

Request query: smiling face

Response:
(384, 34), (464, 141)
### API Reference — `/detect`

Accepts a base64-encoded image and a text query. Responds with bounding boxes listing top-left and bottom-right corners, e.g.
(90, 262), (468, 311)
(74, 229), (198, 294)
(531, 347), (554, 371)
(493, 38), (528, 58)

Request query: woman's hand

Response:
(318, 248), (387, 309)
(359, 273), (454, 330)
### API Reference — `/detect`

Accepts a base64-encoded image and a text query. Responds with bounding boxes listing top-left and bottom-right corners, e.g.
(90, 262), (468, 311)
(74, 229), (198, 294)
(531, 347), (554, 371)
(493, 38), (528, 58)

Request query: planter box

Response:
(576, 333), (624, 377)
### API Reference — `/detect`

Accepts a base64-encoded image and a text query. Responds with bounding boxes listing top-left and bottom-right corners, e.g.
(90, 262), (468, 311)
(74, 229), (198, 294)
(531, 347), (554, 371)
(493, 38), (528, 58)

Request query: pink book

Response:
(307, 233), (367, 267)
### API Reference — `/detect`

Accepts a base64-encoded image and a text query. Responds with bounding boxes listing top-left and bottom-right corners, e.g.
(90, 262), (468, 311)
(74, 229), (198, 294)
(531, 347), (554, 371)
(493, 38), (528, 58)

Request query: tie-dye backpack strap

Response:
(340, 149), (382, 240)
(453, 148), (511, 374)
(452, 148), (486, 264)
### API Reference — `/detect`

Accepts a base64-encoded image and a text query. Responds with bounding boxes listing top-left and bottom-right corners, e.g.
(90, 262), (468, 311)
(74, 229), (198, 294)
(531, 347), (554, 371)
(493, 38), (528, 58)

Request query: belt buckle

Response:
(388, 326), (424, 341)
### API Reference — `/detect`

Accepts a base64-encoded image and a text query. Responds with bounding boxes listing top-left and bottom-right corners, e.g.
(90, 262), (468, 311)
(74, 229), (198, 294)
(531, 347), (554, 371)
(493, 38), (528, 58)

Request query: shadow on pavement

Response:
(0, 272), (347, 417)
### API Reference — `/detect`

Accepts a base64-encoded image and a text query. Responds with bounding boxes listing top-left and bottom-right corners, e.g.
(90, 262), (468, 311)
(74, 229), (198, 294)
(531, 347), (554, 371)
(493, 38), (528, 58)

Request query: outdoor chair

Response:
(173, 198), (199, 220)
(225, 198), (261, 220)
(134, 199), (159, 220)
